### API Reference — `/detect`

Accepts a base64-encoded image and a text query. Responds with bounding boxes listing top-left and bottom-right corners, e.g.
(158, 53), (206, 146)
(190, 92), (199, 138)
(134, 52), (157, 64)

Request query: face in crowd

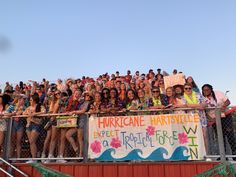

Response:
(152, 88), (160, 98)
(184, 84), (193, 95)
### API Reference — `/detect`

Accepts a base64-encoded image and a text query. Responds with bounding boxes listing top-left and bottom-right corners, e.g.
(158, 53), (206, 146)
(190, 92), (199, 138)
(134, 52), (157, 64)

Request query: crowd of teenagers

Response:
(0, 68), (236, 163)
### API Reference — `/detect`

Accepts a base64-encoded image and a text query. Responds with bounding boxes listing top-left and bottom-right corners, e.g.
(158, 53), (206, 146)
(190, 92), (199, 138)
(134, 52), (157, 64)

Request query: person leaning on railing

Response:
(64, 89), (82, 157)
(107, 88), (124, 115)
(89, 92), (102, 114)
(183, 83), (208, 152)
(148, 86), (169, 110)
(66, 91), (92, 158)
(23, 93), (46, 163)
(56, 92), (69, 163)
(42, 89), (61, 163)
(125, 89), (139, 110)
(137, 89), (149, 110)
(202, 84), (236, 160)
(9, 94), (27, 159)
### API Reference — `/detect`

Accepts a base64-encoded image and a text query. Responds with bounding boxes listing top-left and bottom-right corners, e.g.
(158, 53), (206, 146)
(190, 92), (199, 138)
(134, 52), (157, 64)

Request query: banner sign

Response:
(88, 113), (206, 161)
(56, 115), (77, 128)
(164, 73), (186, 89)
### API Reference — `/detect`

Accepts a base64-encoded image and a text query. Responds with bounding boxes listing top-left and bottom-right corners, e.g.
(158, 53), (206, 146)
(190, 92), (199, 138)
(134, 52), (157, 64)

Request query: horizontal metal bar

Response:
(9, 157), (83, 161)
(0, 106), (229, 119)
(205, 155), (236, 158)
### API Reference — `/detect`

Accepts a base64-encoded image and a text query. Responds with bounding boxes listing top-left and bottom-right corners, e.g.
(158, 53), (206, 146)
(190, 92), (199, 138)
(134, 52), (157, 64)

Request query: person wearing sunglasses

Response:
(186, 76), (200, 93)
(148, 86), (169, 109)
(100, 88), (110, 113)
(183, 83), (208, 151)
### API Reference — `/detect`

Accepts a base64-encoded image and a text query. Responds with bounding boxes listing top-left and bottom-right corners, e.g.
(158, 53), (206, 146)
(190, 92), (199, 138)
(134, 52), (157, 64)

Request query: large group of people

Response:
(0, 68), (235, 163)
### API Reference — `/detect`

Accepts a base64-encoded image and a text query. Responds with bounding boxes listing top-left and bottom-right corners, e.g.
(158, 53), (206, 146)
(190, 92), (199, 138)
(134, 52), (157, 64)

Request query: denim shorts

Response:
(12, 120), (24, 132)
(26, 123), (42, 132)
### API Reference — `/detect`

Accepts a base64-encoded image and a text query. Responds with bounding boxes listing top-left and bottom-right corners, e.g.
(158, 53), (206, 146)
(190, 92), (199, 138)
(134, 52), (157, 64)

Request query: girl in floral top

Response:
(89, 92), (102, 114)
(125, 89), (139, 110)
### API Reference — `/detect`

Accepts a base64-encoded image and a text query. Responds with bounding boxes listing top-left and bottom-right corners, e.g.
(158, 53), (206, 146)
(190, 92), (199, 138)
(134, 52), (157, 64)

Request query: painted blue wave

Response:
(95, 146), (190, 161)
(96, 149), (144, 161)
(169, 146), (190, 161)
(144, 147), (168, 161)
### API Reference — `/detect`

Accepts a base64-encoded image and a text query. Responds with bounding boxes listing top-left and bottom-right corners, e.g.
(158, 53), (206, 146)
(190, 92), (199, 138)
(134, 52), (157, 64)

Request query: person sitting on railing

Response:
(148, 86), (169, 110)
(23, 93), (46, 163)
(66, 91), (92, 158)
(202, 84), (236, 160)
(64, 89), (83, 156)
(125, 89), (139, 111)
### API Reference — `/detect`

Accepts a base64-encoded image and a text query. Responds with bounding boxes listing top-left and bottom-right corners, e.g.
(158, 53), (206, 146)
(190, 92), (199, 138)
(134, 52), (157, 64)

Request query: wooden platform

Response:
(0, 161), (221, 177)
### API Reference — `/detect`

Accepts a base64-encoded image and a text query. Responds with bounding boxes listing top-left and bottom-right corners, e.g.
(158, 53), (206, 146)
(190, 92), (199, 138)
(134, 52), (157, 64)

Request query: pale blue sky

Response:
(0, 0), (236, 104)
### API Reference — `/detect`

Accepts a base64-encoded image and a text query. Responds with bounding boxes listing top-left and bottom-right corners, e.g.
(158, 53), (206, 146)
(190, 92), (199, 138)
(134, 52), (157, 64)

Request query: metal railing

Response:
(0, 106), (235, 164)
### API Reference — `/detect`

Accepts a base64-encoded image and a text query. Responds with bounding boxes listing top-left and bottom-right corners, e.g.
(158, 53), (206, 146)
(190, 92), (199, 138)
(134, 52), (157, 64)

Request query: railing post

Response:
(83, 114), (89, 163)
(215, 108), (226, 162)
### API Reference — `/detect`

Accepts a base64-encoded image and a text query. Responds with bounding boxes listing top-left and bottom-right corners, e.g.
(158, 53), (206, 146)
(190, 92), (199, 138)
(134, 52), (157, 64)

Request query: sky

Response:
(0, 0), (236, 104)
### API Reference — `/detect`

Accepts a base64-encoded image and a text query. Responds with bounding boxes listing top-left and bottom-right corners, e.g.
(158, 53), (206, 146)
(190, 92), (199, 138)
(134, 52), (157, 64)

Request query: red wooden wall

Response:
(0, 162), (225, 177)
